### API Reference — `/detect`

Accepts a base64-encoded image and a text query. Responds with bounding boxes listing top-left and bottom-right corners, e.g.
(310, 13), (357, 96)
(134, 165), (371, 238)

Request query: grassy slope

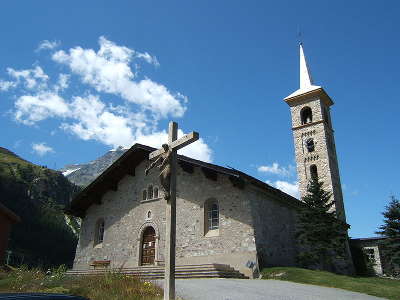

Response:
(0, 146), (56, 181)
(0, 147), (29, 173)
(262, 267), (399, 300)
(0, 267), (164, 300)
(0, 146), (80, 267)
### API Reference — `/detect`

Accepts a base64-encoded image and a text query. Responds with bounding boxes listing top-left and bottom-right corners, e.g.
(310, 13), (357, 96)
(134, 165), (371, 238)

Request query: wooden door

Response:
(141, 226), (156, 265)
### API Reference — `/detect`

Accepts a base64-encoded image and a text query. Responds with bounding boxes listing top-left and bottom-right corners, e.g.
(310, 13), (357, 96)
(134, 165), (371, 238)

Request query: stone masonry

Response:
(287, 94), (346, 222)
(73, 156), (300, 278)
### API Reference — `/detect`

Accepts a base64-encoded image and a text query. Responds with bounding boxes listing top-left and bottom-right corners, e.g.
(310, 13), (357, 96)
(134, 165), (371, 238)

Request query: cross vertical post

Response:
(146, 121), (199, 300)
(165, 121), (177, 300)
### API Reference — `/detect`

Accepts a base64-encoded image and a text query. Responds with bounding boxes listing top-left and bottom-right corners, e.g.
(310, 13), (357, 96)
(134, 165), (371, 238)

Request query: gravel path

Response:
(155, 278), (387, 300)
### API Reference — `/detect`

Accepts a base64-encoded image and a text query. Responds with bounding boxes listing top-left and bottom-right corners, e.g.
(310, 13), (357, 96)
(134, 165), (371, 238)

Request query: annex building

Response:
(67, 45), (352, 278)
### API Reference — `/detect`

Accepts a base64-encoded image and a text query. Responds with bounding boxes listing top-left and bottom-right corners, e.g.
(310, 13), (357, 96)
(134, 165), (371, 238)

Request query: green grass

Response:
(0, 266), (164, 300)
(262, 267), (400, 300)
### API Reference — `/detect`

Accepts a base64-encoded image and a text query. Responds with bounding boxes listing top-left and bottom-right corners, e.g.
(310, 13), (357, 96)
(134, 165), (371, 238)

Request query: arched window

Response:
(95, 219), (105, 245)
(153, 187), (159, 198)
(301, 107), (313, 125)
(306, 138), (315, 152)
(148, 185), (153, 199)
(310, 164), (318, 179)
(204, 199), (219, 235)
(142, 189), (147, 201)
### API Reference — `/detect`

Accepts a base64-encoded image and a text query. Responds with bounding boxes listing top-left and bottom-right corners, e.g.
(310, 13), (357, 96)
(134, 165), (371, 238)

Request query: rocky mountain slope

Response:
(61, 146), (128, 187)
(0, 146), (81, 267)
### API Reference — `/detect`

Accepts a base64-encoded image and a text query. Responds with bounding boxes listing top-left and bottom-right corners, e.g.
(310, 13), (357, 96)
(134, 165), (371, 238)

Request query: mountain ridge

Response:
(61, 146), (128, 187)
(0, 146), (80, 267)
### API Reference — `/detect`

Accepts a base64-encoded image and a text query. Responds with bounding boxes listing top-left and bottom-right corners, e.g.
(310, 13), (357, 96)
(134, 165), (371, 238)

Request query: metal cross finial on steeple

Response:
(297, 27), (303, 46)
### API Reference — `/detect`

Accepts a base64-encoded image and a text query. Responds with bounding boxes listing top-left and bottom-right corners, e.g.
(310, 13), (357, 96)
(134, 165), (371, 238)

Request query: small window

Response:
(148, 185), (153, 199)
(95, 219), (105, 245)
(147, 211), (152, 219)
(301, 107), (313, 125)
(142, 189), (147, 201)
(154, 187), (159, 198)
(306, 138), (315, 152)
(310, 164), (318, 179)
(205, 199), (219, 234)
(208, 203), (219, 230)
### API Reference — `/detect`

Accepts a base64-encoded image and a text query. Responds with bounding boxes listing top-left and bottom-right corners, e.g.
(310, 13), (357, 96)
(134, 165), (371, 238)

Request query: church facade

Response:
(67, 45), (350, 278)
(68, 145), (300, 278)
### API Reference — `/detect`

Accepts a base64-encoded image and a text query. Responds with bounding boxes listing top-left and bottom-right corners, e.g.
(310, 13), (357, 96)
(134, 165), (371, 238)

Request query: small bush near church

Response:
(0, 266), (163, 300)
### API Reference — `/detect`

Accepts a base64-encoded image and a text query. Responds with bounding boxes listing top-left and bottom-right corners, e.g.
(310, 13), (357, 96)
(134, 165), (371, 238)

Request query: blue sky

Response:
(0, 1), (399, 238)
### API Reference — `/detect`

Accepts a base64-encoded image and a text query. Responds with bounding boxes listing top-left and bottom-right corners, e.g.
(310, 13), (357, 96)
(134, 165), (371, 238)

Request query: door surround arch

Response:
(137, 221), (160, 266)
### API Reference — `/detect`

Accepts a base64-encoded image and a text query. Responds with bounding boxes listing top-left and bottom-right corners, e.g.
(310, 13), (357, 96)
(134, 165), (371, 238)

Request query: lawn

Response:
(262, 267), (400, 300)
(0, 266), (163, 300)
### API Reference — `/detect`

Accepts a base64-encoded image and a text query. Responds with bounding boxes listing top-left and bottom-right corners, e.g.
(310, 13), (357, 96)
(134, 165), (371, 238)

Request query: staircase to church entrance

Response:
(67, 263), (248, 279)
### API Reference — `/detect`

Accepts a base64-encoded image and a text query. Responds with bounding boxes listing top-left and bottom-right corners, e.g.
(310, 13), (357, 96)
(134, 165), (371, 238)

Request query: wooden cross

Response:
(148, 121), (199, 300)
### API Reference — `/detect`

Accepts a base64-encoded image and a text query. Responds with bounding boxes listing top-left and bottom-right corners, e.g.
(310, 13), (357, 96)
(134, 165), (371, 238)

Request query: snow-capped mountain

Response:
(60, 146), (128, 187)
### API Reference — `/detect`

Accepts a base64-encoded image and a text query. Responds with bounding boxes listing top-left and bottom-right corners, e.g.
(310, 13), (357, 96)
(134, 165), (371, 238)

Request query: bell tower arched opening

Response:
(300, 106), (313, 124)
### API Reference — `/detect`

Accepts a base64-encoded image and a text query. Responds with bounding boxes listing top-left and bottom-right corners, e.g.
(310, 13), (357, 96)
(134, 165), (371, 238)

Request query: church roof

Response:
(65, 143), (303, 217)
(0, 202), (21, 223)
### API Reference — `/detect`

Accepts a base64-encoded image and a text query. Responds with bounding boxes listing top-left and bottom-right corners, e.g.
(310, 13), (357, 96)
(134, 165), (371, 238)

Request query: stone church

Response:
(67, 44), (350, 278)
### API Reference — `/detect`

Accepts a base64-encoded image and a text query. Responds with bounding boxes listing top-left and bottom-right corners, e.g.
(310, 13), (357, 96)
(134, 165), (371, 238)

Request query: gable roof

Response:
(65, 143), (303, 217)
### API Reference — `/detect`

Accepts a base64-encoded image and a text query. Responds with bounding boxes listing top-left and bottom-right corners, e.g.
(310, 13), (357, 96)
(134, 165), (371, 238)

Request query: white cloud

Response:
(32, 142), (54, 156)
(5, 37), (213, 162)
(52, 36), (185, 118)
(267, 180), (299, 198)
(258, 162), (292, 177)
(13, 90), (211, 160)
(0, 80), (16, 91)
(37, 40), (60, 51)
(15, 92), (70, 125)
(62, 95), (136, 148)
(136, 52), (160, 66)
(56, 73), (69, 91)
(135, 129), (212, 162)
(7, 66), (49, 90)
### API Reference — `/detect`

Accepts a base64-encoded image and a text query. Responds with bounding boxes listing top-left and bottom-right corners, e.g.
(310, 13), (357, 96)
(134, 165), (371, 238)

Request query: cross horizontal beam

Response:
(149, 131), (199, 160)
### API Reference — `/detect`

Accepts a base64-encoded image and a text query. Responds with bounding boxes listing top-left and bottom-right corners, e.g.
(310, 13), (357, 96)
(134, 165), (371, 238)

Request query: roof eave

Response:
(284, 87), (334, 106)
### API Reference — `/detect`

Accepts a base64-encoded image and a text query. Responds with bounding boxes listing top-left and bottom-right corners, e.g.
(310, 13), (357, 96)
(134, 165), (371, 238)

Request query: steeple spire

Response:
(299, 43), (313, 88)
(284, 42), (322, 100)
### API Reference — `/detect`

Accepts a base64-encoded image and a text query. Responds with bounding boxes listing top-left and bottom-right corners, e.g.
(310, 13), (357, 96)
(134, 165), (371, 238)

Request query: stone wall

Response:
(73, 158), (300, 278)
(289, 95), (346, 221)
(247, 185), (299, 268)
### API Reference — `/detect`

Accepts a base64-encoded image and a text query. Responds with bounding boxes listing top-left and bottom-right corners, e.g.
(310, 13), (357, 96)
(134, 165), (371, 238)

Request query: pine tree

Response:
(376, 195), (400, 276)
(296, 177), (349, 271)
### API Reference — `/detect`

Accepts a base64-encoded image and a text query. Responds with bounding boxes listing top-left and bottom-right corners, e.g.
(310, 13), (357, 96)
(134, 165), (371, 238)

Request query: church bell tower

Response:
(284, 43), (346, 222)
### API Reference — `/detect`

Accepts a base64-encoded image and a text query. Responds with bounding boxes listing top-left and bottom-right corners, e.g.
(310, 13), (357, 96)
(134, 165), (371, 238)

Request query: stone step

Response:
(66, 263), (248, 279)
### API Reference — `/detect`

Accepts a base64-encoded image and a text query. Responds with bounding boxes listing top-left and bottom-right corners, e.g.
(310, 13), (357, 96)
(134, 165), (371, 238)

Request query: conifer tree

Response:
(296, 177), (349, 270)
(376, 195), (400, 276)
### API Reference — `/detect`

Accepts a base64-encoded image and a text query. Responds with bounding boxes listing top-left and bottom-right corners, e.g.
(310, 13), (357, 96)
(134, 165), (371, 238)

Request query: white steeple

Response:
(284, 43), (321, 100)
(300, 43), (313, 88)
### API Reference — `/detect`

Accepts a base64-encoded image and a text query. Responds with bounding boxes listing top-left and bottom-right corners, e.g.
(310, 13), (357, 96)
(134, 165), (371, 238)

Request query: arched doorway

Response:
(141, 226), (156, 265)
